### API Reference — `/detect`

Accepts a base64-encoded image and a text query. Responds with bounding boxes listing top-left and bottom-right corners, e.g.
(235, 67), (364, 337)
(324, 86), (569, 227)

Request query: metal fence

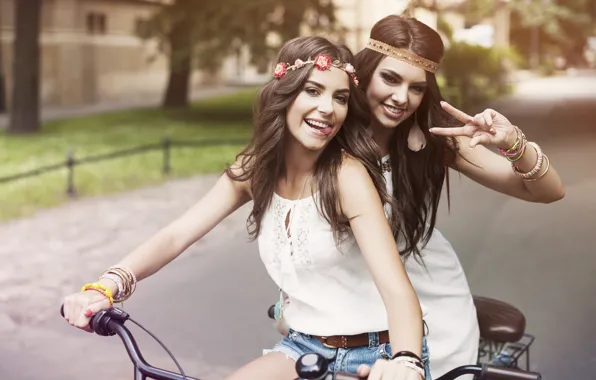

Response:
(0, 137), (248, 196)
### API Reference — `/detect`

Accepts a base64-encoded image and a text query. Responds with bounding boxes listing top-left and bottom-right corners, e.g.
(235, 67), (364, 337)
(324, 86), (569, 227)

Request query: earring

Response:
(407, 114), (426, 152)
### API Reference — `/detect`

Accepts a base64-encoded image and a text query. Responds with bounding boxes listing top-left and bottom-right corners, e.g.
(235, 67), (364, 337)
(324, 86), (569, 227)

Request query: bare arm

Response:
(453, 135), (565, 203)
(98, 167), (251, 295)
(118, 172), (251, 279)
(432, 102), (565, 203)
(338, 157), (423, 356)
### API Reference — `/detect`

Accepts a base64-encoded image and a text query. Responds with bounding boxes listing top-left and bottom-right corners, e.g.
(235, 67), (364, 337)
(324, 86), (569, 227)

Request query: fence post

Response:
(162, 136), (171, 174)
(66, 149), (76, 197)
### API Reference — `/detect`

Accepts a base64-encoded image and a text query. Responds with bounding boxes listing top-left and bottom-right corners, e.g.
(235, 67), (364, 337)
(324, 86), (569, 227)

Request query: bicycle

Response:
(60, 305), (542, 380)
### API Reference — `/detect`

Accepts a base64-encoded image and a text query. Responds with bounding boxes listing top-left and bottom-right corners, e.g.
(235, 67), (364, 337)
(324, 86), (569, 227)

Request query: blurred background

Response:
(0, 0), (594, 379)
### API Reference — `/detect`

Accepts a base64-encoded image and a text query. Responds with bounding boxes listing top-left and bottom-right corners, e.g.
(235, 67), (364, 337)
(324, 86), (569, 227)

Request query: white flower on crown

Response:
(294, 59), (306, 68)
(344, 63), (355, 74)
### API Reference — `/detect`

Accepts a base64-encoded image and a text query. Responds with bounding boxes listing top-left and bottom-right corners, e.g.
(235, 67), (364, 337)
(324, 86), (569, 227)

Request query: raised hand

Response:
(430, 101), (518, 149)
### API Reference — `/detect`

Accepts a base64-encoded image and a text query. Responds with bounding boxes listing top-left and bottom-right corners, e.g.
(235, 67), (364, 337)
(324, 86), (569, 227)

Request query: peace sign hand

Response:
(430, 101), (517, 149)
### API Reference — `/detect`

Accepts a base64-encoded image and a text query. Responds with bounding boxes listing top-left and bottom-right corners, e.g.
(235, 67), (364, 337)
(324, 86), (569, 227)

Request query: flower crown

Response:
(273, 54), (359, 87)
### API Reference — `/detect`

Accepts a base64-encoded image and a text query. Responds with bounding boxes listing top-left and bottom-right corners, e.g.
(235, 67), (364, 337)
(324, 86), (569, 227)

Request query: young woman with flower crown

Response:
(61, 36), (432, 380)
(272, 15), (565, 380)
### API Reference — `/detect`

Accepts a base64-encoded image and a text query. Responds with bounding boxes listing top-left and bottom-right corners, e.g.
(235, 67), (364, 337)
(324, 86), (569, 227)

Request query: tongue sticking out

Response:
(305, 120), (333, 136)
(317, 126), (333, 135)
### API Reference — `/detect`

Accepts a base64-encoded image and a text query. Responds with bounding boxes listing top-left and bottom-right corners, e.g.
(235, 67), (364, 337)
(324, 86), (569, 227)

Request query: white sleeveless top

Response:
(382, 156), (480, 377)
(257, 192), (389, 336)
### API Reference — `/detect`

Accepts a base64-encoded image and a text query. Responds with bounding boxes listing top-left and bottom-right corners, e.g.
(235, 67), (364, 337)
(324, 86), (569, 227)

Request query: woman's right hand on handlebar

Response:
(62, 284), (113, 332)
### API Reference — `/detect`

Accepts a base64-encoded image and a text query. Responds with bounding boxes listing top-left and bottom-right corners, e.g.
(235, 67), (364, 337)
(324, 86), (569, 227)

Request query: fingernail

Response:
(84, 309), (93, 317)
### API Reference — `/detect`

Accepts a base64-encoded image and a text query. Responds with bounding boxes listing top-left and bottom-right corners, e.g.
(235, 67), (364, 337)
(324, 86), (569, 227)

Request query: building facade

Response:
(0, 0), (512, 108)
(0, 0), (179, 107)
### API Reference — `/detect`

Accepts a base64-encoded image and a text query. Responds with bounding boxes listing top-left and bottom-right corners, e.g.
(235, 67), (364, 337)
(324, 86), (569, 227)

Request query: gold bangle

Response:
(504, 126), (523, 153)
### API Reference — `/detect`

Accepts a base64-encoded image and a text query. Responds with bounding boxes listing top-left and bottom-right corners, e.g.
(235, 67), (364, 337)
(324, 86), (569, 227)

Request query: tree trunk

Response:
(162, 19), (192, 108)
(0, 0), (7, 113)
(8, 0), (42, 134)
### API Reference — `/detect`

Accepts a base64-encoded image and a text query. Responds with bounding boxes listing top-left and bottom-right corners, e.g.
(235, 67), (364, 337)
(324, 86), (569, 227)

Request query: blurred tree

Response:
(8, 0), (41, 134)
(509, 0), (596, 68)
(408, 0), (596, 68)
(137, 0), (336, 108)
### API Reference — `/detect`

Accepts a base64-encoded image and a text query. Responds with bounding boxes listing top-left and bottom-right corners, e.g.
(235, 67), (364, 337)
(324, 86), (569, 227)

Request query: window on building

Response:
(135, 17), (150, 36)
(86, 12), (107, 35)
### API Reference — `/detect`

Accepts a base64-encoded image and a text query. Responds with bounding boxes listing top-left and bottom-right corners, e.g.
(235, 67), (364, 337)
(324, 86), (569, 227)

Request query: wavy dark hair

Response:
(227, 36), (393, 242)
(354, 15), (459, 260)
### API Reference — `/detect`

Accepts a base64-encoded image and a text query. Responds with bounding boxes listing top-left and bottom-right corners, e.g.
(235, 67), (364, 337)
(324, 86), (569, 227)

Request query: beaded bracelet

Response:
(512, 142), (544, 179)
(81, 282), (114, 306)
(523, 154), (550, 182)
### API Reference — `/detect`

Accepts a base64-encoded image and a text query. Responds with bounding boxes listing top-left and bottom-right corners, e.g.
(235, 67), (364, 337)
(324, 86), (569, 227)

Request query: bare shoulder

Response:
(338, 154), (371, 185)
(226, 154), (253, 196)
(337, 154), (382, 220)
(337, 153), (376, 199)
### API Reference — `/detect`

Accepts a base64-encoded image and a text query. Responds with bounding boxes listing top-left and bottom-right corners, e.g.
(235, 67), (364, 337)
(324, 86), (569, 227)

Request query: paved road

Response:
(1, 72), (595, 379)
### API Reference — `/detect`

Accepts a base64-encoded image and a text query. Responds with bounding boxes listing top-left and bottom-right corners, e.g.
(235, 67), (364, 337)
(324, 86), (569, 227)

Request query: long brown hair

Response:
(228, 36), (393, 242)
(354, 15), (459, 260)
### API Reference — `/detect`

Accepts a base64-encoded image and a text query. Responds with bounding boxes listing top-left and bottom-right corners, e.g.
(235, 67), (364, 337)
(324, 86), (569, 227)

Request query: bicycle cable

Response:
(128, 317), (188, 380)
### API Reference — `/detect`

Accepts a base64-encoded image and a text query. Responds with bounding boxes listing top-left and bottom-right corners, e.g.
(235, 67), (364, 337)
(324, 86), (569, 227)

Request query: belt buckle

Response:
(320, 336), (336, 348)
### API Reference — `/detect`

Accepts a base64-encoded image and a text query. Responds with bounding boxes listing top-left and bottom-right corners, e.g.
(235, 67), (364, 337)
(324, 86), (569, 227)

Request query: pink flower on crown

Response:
(352, 75), (359, 87)
(273, 62), (287, 79)
(314, 54), (332, 71)
(294, 59), (306, 68)
(344, 63), (355, 74)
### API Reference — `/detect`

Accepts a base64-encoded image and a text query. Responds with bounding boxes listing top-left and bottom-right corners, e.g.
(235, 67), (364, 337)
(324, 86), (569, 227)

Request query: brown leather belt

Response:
(313, 330), (390, 349)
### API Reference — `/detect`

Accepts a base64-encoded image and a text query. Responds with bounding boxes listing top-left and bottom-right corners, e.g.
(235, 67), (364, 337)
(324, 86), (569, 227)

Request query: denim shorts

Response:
(264, 329), (431, 379)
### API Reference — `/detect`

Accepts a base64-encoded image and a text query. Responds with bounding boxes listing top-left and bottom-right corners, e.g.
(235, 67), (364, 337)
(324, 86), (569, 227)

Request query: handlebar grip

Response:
(483, 365), (542, 380)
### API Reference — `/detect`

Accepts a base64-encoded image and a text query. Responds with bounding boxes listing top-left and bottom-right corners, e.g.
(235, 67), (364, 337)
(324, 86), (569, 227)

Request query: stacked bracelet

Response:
(391, 351), (425, 379)
(498, 126), (527, 163)
(512, 142), (550, 181)
(498, 127), (551, 181)
(99, 265), (137, 303)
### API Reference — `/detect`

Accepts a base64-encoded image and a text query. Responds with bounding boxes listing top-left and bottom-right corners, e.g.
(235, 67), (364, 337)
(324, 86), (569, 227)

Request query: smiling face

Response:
(365, 56), (428, 130)
(285, 66), (351, 152)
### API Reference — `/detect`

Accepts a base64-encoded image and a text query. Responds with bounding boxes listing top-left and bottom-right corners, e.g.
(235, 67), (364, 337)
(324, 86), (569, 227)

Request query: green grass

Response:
(0, 88), (258, 221)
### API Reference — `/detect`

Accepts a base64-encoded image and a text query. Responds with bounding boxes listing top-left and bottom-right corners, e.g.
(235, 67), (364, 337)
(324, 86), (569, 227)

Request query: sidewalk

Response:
(0, 85), (248, 128)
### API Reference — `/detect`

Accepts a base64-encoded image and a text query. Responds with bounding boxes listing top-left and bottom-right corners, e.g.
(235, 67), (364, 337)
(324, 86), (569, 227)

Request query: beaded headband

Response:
(365, 38), (439, 73)
(273, 53), (359, 86)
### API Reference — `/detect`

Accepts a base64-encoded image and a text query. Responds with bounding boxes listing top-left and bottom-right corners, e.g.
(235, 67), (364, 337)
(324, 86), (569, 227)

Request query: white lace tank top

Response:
(257, 192), (389, 336)
(382, 155), (479, 377)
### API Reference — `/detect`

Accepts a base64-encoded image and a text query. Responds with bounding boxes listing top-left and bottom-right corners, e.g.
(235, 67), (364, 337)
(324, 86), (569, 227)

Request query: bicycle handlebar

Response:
(61, 305), (541, 380)
(60, 305), (200, 380)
